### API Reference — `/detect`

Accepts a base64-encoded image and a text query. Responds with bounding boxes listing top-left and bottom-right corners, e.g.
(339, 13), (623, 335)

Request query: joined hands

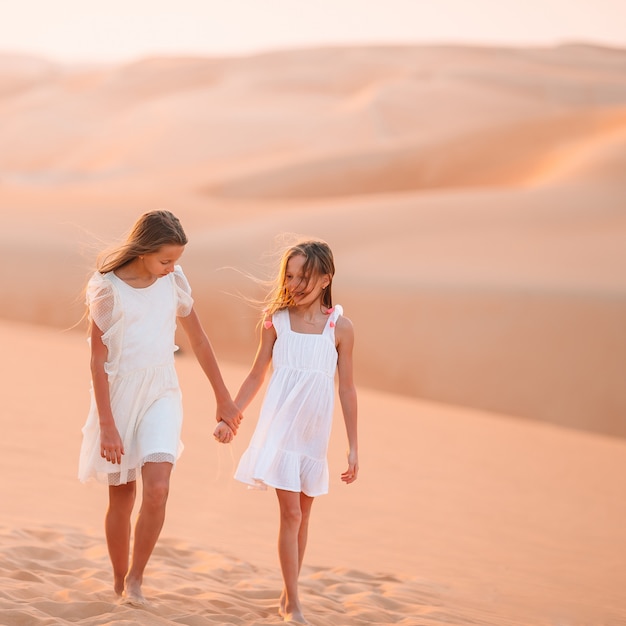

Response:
(214, 421), (235, 444)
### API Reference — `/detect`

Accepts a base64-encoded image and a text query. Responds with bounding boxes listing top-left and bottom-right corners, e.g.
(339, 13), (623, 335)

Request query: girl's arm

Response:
(90, 321), (124, 464)
(336, 315), (358, 484)
(214, 320), (276, 443)
(234, 322), (276, 412)
(178, 307), (243, 433)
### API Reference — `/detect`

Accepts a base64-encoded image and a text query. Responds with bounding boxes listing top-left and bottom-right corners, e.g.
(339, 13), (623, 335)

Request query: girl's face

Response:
(142, 244), (185, 278)
(284, 254), (329, 307)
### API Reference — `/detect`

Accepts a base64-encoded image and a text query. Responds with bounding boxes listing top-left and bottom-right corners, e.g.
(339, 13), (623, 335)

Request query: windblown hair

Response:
(264, 239), (335, 317)
(97, 210), (188, 274)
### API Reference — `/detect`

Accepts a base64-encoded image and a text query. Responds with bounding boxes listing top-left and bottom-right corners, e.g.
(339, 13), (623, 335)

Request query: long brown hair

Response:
(264, 239), (335, 316)
(97, 210), (188, 274)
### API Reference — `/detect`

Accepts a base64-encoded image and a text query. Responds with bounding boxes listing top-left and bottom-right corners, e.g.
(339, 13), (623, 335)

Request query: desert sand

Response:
(0, 44), (625, 625)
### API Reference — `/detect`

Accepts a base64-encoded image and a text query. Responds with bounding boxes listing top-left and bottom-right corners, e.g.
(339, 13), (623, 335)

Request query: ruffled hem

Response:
(79, 452), (179, 486)
(79, 442), (183, 486)
(234, 445), (329, 497)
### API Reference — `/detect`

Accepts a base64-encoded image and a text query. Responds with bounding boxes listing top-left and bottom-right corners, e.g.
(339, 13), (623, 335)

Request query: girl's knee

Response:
(280, 502), (303, 527)
(141, 462), (173, 508)
(143, 479), (170, 508)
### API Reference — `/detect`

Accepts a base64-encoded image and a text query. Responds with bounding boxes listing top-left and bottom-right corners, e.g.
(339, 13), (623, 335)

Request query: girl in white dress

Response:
(215, 239), (359, 624)
(79, 210), (242, 605)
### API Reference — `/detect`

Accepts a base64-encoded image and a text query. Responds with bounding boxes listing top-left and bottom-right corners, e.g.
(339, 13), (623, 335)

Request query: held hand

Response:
(213, 421), (234, 444)
(341, 449), (359, 484)
(100, 424), (124, 465)
(216, 399), (243, 434)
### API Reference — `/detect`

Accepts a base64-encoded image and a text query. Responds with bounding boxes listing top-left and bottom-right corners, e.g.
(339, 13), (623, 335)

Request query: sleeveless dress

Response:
(234, 305), (343, 497)
(78, 265), (193, 486)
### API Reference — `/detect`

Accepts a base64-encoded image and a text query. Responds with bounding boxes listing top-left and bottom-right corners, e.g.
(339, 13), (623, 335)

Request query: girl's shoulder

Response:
(332, 306), (354, 337)
(328, 304), (344, 318)
(172, 265), (194, 316)
(325, 304), (345, 327)
(86, 271), (116, 299)
(273, 306), (290, 319)
(86, 271), (123, 333)
(261, 307), (291, 334)
(171, 265), (191, 288)
(87, 269), (110, 283)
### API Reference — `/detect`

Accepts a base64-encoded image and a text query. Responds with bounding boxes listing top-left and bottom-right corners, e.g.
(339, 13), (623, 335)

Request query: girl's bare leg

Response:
(124, 462), (172, 604)
(106, 481), (136, 596)
(280, 492), (314, 617)
(276, 489), (314, 624)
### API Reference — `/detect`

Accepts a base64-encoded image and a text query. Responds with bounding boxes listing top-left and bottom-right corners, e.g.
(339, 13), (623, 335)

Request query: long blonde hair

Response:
(264, 239), (335, 317)
(97, 210), (187, 274)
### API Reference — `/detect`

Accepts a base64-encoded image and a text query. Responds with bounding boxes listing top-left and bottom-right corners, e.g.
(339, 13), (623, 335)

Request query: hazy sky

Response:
(1, 0), (624, 63)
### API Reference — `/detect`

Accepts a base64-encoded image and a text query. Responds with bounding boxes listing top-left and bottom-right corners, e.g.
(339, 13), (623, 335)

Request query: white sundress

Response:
(78, 265), (193, 486)
(234, 305), (343, 497)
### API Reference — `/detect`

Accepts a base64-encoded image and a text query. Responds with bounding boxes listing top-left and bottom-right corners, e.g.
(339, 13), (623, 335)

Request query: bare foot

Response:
(278, 590), (286, 617)
(122, 577), (149, 606)
(113, 576), (125, 597)
(283, 604), (308, 624)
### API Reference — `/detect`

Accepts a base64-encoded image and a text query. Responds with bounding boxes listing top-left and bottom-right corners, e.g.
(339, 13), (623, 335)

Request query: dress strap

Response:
(324, 304), (343, 336)
(270, 308), (289, 334)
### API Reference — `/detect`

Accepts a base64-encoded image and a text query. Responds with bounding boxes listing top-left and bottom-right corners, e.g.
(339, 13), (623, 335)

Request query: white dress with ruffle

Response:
(234, 305), (343, 497)
(78, 265), (193, 486)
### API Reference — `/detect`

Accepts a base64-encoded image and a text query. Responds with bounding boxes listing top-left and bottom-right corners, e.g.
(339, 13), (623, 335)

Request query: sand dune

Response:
(207, 107), (626, 197)
(1, 44), (625, 435)
(2, 45), (625, 185)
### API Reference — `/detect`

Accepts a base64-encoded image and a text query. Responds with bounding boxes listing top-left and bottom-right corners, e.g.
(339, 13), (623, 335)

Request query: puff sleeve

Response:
(86, 272), (124, 377)
(86, 272), (116, 333)
(173, 265), (194, 317)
